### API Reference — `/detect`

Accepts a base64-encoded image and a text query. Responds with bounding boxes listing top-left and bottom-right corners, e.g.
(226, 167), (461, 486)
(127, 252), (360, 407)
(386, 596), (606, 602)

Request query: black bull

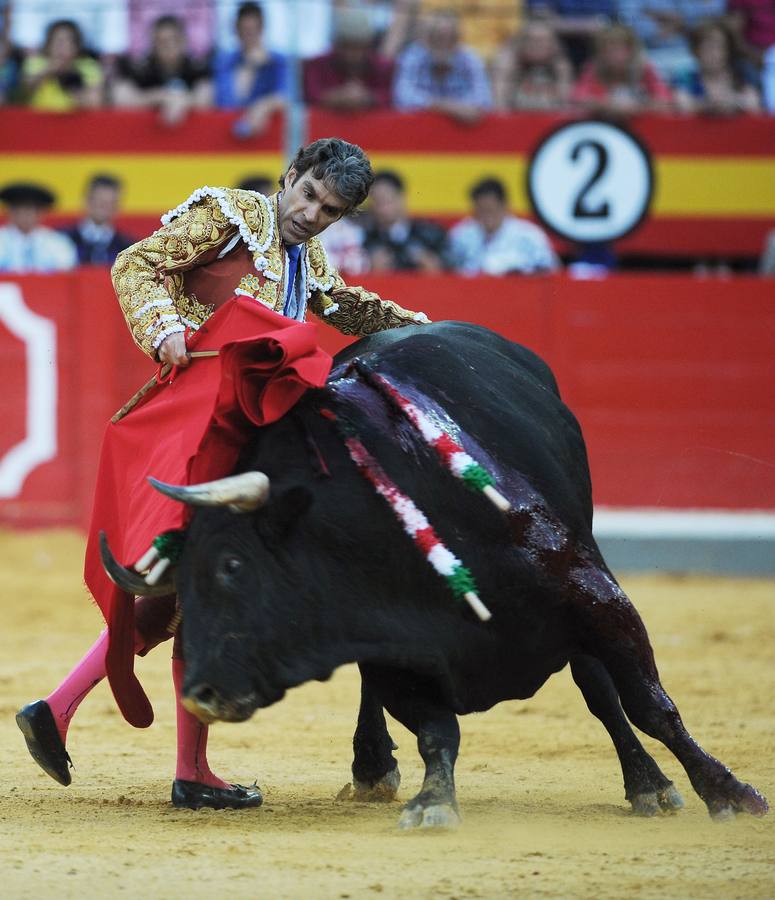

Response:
(103, 322), (767, 829)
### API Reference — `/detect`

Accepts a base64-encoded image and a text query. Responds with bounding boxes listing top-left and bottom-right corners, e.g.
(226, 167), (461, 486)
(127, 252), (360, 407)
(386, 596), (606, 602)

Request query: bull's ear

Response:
(258, 486), (314, 540)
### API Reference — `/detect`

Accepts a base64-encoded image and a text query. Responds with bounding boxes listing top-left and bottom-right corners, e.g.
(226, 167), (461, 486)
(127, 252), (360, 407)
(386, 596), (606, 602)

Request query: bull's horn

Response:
(148, 471), (270, 513)
(99, 531), (176, 597)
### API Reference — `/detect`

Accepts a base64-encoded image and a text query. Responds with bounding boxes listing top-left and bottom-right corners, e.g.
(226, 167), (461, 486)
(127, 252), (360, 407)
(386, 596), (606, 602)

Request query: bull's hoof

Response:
(338, 765), (401, 802)
(16, 700), (73, 787)
(630, 782), (684, 817)
(657, 784), (684, 812)
(735, 784), (768, 817)
(708, 783), (768, 820)
(398, 802), (461, 830)
(171, 779), (263, 810)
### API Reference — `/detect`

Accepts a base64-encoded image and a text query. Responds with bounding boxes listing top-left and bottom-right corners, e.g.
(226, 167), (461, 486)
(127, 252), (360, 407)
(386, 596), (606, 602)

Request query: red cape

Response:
(83, 298), (333, 726)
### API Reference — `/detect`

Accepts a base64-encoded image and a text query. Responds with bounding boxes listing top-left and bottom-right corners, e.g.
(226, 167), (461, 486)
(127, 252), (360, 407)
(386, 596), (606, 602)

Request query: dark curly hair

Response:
(281, 138), (375, 212)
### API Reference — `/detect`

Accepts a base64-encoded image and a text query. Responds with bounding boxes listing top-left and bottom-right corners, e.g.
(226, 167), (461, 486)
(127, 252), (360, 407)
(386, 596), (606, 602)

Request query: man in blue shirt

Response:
(213, 1), (286, 139)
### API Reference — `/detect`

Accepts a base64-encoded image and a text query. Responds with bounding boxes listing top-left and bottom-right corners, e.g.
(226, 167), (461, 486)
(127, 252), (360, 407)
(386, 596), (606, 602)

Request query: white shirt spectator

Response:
(448, 215), (559, 275)
(318, 217), (369, 275)
(0, 224), (78, 273)
(11, 0), (129, 55)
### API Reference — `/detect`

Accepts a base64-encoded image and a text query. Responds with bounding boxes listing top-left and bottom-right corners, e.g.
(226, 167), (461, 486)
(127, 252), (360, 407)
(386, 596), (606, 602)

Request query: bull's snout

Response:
(182, 683), (257, 724)
(182, 683), (221, 724)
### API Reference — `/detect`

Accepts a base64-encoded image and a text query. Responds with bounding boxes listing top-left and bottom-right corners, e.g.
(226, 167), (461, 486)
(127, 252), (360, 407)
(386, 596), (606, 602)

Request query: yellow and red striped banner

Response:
(1, 108), (773, 255)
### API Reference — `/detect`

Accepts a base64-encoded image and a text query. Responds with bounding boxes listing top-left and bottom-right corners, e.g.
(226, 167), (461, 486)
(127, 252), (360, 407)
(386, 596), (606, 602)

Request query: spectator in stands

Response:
(759, 228), (775, 275)
(729, 0), (775, 64)
(60, 174), (134, 266)
(420, 0), (524, 62)
(673, 19), (762, 115)
(378, 0), (422, 59)
(20, 19), (103, 111)
(616, 0), (728, 83)
(128, 0), (213, 62)
(0, 25), (22, 103)
(363, 170), (449, 272)
(492, 16), (574, 110)
(10, 0), (129, 59)
(527, 0), (615, 69)
(728, 0), (775, 111)
(0, 182), (77, 273)
(393, 8), (493, 122)
(113, 15), (212, 126)
(303, 9), (393, 112)
(447, 177), (559, 275)
(317, 215), (371, 275)
(213, 1), (286, 138)
(215, 0), (333, 60)
(236, 174), (274, 195)
(571, 23), (674, 115)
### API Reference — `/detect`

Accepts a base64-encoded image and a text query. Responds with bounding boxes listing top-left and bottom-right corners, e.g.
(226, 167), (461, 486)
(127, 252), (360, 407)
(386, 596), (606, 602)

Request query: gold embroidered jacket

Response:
(111, 187), (428, 358)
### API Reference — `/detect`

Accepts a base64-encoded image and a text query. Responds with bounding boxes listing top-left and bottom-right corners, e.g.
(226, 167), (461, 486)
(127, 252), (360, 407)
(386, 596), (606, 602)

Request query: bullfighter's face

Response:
(277, 167), (348, 246)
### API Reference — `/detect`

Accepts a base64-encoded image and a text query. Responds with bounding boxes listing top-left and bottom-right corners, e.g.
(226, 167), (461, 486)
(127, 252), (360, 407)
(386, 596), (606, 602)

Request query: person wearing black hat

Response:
(0, 182), (77, 273)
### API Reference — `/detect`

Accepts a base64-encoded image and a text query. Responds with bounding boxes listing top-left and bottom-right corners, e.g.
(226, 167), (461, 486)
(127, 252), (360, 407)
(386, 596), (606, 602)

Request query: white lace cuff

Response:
(151, 321), (186, 350)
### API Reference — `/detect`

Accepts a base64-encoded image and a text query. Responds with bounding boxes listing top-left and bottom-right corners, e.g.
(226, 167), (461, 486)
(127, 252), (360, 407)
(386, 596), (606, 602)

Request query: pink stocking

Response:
(45, 627), (145, 743)
(172, 657), (230, 789)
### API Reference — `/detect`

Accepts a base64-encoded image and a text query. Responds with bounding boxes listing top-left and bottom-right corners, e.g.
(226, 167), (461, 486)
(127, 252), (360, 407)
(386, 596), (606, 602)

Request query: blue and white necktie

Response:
(283, 244), (302, 319)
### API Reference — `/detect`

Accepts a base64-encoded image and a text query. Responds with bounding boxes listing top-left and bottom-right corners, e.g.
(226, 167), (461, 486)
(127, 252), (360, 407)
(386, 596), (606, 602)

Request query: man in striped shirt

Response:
(393, 9), (493, 123)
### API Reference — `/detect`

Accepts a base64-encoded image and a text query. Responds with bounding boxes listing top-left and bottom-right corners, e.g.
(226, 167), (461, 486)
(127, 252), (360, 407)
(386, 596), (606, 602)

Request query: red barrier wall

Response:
(1, 271), (774, 528)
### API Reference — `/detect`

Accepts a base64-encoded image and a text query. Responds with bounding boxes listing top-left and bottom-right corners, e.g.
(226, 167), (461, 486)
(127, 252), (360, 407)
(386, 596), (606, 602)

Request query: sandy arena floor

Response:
(0, 529), (772, 899)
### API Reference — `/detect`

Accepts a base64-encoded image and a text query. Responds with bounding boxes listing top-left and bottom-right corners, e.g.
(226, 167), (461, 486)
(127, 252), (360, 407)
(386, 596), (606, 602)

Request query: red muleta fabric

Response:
(83, 297), (333, 727)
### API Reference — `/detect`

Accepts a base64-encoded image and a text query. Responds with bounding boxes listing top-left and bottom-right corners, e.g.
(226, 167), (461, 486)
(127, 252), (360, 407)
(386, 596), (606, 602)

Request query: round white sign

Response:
(527, 120), (654, 243)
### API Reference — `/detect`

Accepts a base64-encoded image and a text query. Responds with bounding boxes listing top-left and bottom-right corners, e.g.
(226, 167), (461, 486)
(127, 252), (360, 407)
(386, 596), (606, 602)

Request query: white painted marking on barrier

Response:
(0, 284), (58, 497)
(593, 508), (775, 540)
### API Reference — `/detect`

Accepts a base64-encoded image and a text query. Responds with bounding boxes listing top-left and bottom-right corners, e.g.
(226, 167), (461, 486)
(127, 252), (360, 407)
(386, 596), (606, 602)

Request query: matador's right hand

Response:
(158, 332), (190, 368)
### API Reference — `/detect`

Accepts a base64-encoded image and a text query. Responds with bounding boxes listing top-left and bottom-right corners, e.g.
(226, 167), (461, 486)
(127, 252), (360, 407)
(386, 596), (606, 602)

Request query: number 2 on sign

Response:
(570, 140), (610, 219)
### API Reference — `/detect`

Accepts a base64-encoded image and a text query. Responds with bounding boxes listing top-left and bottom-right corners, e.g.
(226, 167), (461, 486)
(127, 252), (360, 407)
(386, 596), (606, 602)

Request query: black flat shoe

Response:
(16, 700), (73, 786)
(171, 779), (263, 810)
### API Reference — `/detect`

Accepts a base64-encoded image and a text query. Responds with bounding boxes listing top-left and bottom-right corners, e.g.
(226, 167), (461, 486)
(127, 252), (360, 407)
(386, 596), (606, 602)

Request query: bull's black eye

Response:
(216, 554), (243, 585)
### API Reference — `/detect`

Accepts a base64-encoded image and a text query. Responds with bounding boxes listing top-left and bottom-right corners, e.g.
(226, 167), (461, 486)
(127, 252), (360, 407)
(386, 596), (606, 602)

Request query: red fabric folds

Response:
(83, 297), (333, 727)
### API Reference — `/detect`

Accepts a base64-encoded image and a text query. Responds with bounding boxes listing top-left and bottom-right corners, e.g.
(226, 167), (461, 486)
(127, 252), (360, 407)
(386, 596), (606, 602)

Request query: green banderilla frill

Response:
(461, 463), (495, 492)
(447, 564), (478, 600)
(152, 529), (185, 564)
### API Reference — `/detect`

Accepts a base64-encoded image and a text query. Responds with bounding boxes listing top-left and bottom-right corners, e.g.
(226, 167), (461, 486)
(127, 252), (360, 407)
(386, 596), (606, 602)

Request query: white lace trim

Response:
(307, 241), (334, 293)
(180, 317), (200, 331)
(145, 313), (181, 336)
(322, 303), (340, 317)
(133, 298), (175, 319)
(234, 288), (255, 298)
(151, 322), (185, 349)
(160, 186), (275, 256)
(309, 275), (334, 293)
(413, 312), (430, 323)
